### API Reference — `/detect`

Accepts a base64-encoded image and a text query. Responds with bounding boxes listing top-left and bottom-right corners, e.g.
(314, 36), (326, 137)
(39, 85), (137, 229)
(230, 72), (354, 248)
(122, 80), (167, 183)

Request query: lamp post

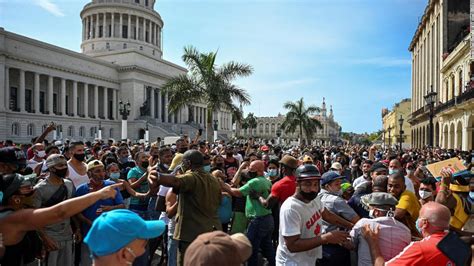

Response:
(119, 100), (131, 141)
(424, 85), (437, 147)
(387, 126), (392, 148)
(144, 121), (149, 143)
(398, 115), (404, 151)
(98, 121), (102, 140)
(213, 119), (218, 142)
(276, 128), (282, 145)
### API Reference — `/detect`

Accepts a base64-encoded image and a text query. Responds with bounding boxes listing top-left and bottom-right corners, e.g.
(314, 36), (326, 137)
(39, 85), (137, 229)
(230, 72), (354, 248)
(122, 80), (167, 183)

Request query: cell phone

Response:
(436, 231), (470, 266)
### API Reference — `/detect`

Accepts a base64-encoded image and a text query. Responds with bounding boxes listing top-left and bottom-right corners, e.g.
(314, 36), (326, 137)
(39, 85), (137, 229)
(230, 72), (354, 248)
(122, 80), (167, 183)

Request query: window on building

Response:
(122, 26), (128, 38)
(40, 91), (45, 113)
(27, 124), (34, 136)
(139, 46), (143, 50)
(99, 26), (103, 38)
(135, 0), (140, 3)
(10, 87), (18, 111)
(109, 128), (114, 138)
(108, 25), (112, 37)
(68, 126), (74, 137)
(79, 126), (85, 137)
(53, 93), (58, 114)
(459, 70), (463, 94)
(90, 127), (96, 137)
(123, 43), (127, 49)
(145, 0), (149, 6)
(65, 95), (69, 115)
(145, 32), (149, 42)
(106, 43), (110, 50)
(11, 123), (19, 136)
(92, 43), (95, 50)
(25, 89), (32, 113)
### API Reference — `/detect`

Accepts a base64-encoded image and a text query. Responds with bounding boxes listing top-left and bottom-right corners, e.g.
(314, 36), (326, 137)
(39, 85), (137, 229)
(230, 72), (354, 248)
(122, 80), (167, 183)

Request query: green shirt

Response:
(239, 176), (272, 218)
(173, 169), (222, 242)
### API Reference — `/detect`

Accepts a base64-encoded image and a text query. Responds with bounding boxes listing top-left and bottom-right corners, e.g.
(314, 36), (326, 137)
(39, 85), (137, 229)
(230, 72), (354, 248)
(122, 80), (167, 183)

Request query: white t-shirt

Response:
(67, 163), (89, 188)
(27, 158), (42, 171)
(404, 176), (415, 194)
(353, 175), (370, 189)
(276, 196), (324, 266)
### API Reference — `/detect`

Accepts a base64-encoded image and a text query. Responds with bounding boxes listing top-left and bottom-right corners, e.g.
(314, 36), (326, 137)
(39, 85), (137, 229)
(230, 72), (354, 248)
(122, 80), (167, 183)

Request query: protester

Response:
(350, 192), (411, 265)
(419, 177), (437, 205)
(362, 202), (455, 265)
(67, 141), (89, 188)
(84, 209), (166, 266)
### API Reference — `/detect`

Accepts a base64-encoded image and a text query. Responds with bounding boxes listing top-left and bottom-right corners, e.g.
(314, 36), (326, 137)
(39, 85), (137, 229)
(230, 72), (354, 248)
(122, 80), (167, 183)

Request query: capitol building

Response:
(0, 0), (234, 143)
(240, 98), (342, 146)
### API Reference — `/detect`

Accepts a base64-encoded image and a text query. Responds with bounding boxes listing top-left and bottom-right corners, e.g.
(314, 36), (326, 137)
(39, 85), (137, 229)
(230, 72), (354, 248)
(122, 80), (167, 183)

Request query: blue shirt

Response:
(127, 166), (149, 206)
(74, 180), (124, 234)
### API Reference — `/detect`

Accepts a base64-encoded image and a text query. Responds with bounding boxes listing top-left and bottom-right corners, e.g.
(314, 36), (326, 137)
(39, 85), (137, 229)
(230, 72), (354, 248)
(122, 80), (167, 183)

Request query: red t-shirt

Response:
(386, 232), (454, 266)
(271, 175), (296, 204)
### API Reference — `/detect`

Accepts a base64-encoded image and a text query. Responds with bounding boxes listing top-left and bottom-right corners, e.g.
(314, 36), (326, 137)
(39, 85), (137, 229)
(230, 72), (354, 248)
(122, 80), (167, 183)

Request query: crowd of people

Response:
(1, 125), (474, 266)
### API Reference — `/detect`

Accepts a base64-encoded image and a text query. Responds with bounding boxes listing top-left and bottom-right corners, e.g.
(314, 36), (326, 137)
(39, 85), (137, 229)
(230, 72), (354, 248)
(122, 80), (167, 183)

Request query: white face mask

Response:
(36, 150), (46, 158)
(418, 190), (432, 200)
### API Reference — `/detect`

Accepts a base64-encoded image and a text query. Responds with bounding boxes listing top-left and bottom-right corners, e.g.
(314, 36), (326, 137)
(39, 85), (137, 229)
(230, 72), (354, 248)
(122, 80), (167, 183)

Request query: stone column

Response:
(95, 14), (99, 38)
(60, 79), (66, 116)
(83, 83), (89, 117)
(150, 87), (155, 118)
(34, 73), (40, 114)
(119, 13), (123, 38)
(135, 15), (139, 40)
(143, 18), (146, 42)
(102, 13), (106, 38)
(72, 81), (78, 116)
(47, 76), (53, 114)
(111, 13), (115, 38)
(204, 108), (207, 127)
(4, 67), (9, 111)
(164, 93), (169, 123)
(112, 89), (117, 120)
(103, 87), (108, 119)
(157, 90), (162, 122)
(82, 18), (86, 41)
(156, 26), (159, 47)
(127, 14), (131, 39)
(94, 85), (99, 118)
(19, 69), (25, 112)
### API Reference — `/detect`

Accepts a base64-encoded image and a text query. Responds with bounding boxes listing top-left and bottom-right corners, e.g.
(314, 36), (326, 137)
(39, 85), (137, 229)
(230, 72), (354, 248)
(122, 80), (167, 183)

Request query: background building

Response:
(240, 98), (341, 145)
(382, 98), (412, 149)
(409, 0), (474, 150)
(0, 0), (233, 143)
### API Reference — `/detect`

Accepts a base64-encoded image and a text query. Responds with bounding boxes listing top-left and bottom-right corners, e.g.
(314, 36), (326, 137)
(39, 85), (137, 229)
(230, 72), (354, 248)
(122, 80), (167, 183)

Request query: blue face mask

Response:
(267, 169), (278, 177)
(109, 172), (121, 180)
(388, 169), (399, 175)
(0, 191), (3, 203)
(469, 191), (474, 200)
(203, 165), (211, 173)
(415, 218), (423, 235)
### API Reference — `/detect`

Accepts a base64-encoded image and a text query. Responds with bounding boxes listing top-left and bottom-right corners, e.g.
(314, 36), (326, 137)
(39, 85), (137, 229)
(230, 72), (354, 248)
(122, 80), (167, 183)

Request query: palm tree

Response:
(162, 46), (253, 141)
(281, 98), (322, 145)
(244, 112), (257, 136)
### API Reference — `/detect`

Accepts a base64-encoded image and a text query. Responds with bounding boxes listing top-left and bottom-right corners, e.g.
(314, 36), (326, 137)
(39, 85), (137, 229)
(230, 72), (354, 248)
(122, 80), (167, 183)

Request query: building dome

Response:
(80, 0), (163, 58)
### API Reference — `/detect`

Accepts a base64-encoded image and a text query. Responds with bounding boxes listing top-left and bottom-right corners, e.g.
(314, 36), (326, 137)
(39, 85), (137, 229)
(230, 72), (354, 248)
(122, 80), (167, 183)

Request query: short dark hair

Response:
(70, 141), (84, 150)
(421, 177), (437, 191)
(45, 145), (59, 154)
(159, 147), (172, 156)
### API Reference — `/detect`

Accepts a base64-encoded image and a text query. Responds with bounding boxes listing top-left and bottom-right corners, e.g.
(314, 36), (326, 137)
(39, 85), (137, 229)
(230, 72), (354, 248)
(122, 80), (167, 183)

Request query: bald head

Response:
(182, 150), (204, 168)
(420, 202), (451, 230)
(249, 160), (265, 176)
(389, 159), (402, 170)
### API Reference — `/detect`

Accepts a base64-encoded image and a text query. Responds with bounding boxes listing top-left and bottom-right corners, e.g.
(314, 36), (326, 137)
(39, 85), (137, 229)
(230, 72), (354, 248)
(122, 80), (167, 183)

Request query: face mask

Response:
(36, 150), (46, 158)
(469, 191), (474, 200)
(109, 172), (121, 179)
(0, 191), (3, 204)
(141, 162), (149, 168)
(120, 156), (129, 163)
(73, 153), (85, 162)
(418, 190), (432, 200)
(300, 191), (318, 201)
(203, 165), (211, 173)
(267, 169), (278, 177)
(248, 171), (258, 179)
(369, 209), (376, 219)
(415, 218), (423, 235)
(388, 169), (399, 175)
(53, 167), (68, 179)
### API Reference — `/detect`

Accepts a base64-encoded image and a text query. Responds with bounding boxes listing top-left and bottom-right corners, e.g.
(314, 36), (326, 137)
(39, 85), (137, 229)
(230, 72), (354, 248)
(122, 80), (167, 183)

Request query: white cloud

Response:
(34, 0), (65, 17)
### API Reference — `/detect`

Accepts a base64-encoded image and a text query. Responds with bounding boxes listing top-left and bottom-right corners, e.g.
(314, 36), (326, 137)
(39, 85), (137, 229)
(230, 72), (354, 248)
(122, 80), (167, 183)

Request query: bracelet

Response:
(439, 183), (448, 188)
(439, 189), (450, 195)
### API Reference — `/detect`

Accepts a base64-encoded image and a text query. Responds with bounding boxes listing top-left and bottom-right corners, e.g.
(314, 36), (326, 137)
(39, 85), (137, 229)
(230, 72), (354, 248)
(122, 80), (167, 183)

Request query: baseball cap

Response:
(84, 209), (166, 257)
(321, 171), (344, 186)
(184, 231), (252, 266)
(45, 154), (67, 169)
(279, 155), (298, 169)
(368, 162), (388, 174)
(0, 147), (26, 164)
(1, 173), (37, 204)
(341, 182), (352, 193)
(87, 160), (104, 171)
(295, 164), (321, 181)
(365, 192), (398, 207)
(330, 162), (342, 171)
(303, 155), (314, 163)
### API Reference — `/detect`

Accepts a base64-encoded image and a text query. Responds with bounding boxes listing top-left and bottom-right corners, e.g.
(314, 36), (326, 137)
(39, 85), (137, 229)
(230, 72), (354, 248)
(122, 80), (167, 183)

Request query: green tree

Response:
(162, 46), (253, 141)
(281, 98), (322, 145)
(243, 112), (257, 136)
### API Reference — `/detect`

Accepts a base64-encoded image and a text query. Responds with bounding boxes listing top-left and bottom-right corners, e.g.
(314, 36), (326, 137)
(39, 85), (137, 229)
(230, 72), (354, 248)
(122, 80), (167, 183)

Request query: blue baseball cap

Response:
(321, 171), (344, 186)
(84, 209), (166, 256)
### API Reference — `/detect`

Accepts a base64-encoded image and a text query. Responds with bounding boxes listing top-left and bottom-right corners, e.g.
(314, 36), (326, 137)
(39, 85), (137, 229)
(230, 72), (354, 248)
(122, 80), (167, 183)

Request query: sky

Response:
(0, 0), (428, 133)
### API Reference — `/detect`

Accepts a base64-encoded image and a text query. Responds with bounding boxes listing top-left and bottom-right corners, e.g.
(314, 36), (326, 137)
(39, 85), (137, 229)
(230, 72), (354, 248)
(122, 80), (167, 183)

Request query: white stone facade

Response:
(0, 0), (233, 143)
(240, 99), (341, 145)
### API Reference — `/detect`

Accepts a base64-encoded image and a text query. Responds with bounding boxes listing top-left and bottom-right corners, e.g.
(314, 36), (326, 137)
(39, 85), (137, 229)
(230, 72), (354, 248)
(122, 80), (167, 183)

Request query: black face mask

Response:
(300, 191), (318, 201)
(53, 167), (68, 179)
(248, 171), (258, 179)
(141, 162), (150, 168)
(216, 163), (224, 168)
(73, 153), (85, 162)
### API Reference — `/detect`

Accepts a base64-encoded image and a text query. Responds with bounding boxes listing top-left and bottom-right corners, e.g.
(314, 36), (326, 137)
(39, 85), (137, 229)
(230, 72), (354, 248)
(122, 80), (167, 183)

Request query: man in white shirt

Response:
(353, 160), (373, 189)
(276, 164), (353, 266)
(27, 143), (45, 170)
(388, 159), (415, 194)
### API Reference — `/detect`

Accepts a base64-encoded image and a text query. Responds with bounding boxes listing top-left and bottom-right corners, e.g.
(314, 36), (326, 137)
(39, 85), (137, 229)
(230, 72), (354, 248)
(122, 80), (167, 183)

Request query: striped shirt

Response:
(351, 217), (411, 266)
